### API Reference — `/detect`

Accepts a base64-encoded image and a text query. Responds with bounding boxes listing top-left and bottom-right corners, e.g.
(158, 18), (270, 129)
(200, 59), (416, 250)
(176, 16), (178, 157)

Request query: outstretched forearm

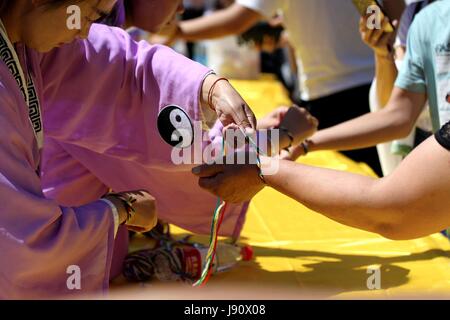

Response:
(178, 4), (262, 42)
(264, 159), (393, 235)
(265, 136), (450, 240)
(307, 88), (427, 153)
(374, 54), (398, 107)
(309, 105), (407, 152)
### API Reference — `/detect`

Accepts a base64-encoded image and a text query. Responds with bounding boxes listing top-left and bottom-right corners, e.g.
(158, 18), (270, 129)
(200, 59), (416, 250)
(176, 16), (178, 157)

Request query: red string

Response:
(200, 202), (228, 286)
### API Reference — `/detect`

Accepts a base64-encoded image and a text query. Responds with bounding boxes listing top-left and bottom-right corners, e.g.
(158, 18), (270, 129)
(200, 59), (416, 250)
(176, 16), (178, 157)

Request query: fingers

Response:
(112, 190), (159, 233)
(214, 80), (257, 129)
(230, 103), (256, 129)
(310, 114), (319, 128)
(126, 198), (158, 233)
(192, 163), (225, 178)
(363, 27), (375, 44)
(360, 16), (393, 48)
(360, 16), (375, 43)
(373, 17), (393, 45)
(275, 106), (290, 121)
(280, 106), (318, 145)
(198, 175), (219, 191)
(371, 26), (384, 45)
(278, 148), (291, 160)
(286, 105), (312, 122)
(243, 103), (257, 129)
(222, 123), (240, 136)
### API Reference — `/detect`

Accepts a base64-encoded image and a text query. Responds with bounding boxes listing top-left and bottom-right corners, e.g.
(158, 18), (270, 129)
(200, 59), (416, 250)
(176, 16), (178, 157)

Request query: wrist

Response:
(253, 164), (267, 186)
(104, 195), (128, 224)
(211, 77), (229, 106)
(300, 140), (309, 155)
(302, 139), (316, 154)
(375, 50), (394, 61)
(201, 74), (215, 106)
(278, 126), (294, 150)
(258, 155), (278, 185)
(203, 75), (229, 112)
(291, 139), (314, 158)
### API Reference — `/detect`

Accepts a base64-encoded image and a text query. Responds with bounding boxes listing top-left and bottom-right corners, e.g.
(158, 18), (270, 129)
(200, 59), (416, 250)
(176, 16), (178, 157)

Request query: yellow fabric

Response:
(111, 77), (450, 299)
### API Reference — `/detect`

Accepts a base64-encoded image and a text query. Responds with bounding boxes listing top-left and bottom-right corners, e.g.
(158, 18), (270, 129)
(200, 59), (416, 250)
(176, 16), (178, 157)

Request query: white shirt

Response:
(237, 0), (375, 101)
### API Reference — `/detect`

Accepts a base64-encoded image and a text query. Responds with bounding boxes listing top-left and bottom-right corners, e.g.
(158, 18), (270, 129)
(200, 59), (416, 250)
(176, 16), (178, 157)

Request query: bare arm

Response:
(266, 136), (450, 240)
(372, 0), (405, 104)
(374, 54), (398, 107)
(284, 87), (427, 159)
(178, 4), (263, 41)
(359, 15), (398, 107)
(194, 135), (450, 240)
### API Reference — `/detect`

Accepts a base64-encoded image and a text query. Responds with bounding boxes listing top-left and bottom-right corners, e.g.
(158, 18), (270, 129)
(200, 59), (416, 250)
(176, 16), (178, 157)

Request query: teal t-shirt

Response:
(395, 0), (450, 132)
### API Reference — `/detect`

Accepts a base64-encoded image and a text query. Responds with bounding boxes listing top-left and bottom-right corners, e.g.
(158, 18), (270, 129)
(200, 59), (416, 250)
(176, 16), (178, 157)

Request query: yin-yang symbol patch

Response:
(157, 105), (194, 148)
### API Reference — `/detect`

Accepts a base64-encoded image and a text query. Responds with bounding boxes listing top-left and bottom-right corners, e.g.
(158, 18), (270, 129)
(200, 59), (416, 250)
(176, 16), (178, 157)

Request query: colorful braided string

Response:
(193, 127), (266, 286)
(193, 132), (229, 287)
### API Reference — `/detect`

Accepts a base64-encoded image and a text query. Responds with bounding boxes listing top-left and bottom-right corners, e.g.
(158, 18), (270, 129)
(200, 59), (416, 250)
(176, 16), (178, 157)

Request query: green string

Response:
(193, 127), (266, 286)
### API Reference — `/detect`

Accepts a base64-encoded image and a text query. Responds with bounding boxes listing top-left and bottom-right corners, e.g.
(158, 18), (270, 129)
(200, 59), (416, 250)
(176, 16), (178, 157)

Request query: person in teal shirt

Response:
(396, 0), (450, 131)
(278, 0), (450, 239)
(281, 0), (449, 168)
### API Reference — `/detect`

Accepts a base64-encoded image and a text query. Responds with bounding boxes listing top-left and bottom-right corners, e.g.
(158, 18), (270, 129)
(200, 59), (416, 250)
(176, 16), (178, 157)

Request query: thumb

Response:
(192, 163), (225, 178)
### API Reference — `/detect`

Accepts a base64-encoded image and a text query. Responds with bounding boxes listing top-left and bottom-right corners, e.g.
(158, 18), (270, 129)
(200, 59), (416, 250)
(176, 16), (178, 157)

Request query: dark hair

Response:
(238, 22), (284, 47)
(0, 0), (10, 14)
(0, 0), (83, 15)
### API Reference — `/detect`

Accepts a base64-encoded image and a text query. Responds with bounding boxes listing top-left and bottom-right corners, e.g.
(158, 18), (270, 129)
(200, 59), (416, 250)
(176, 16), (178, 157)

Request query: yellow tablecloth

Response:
(109, 77), (450, 299)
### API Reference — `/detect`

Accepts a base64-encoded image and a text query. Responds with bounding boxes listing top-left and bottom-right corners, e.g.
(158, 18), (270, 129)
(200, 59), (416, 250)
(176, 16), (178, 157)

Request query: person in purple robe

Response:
(0, 0), (263, 299)
(36, 0), (314, 292)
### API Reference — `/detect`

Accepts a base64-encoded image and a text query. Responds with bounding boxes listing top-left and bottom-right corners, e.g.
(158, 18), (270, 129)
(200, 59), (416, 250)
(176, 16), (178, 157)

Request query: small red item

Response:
(240, 245), (254, 261)
(207, 77), (229, 111)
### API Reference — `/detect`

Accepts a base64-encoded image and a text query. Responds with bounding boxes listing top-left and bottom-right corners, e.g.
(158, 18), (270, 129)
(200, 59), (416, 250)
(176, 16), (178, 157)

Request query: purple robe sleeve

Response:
(40, 24), (209, 162)
(38, 25), (249, 238)
(0, 68), (116, 299)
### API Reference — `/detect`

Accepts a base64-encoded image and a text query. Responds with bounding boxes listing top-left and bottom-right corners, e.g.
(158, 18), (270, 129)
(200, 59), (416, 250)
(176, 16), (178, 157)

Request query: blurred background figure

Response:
(117, 0), (301, 108)
(238, 15), (302, 105)
(163, 0), (390, 175)
(363, 0), (434, 176)
(182, 0), (208, 59)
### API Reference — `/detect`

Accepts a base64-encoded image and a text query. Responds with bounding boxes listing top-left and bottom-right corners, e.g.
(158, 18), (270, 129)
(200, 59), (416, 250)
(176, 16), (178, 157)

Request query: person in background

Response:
(170, 0), (390, 175)
(282, 0), (446, 177)
(356, 0), (435, 176)
(47, 0), (315, 247)
(239, 18), (302, 105)
(193, 0), (450, 241)
(182, 0), (207, 59)
(193, 119), (450, 241)
(0, 0), (261, 298)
